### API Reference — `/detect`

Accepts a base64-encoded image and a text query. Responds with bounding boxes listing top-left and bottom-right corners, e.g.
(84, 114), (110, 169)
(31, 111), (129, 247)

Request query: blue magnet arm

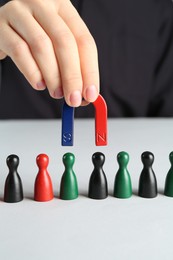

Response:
(61, 101), (74, 146)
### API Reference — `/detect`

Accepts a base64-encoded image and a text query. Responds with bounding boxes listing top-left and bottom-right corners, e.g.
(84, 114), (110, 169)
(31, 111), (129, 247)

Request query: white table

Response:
(0, 119), (173, 260)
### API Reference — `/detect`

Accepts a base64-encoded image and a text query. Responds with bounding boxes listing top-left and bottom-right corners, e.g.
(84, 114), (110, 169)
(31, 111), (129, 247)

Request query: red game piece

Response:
(92, 94), (108, 146)
(34, 154), (54, 202)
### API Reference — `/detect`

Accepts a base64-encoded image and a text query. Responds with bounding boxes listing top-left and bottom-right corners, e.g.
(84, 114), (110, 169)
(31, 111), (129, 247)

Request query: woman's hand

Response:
(0, 0), (99, 106)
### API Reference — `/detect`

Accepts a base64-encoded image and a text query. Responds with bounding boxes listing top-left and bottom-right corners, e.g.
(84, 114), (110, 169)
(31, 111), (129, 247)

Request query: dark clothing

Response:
(0, 0), (173, 118)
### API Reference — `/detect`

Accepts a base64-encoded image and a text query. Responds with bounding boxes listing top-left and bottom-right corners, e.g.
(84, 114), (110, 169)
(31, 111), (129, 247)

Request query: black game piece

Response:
(88, 152), (108, 199)
(4, 155), (24, 203)
(138, 151), (157, 198)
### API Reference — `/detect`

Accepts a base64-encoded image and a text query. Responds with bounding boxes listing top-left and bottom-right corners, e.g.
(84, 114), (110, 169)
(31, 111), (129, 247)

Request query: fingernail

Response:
(70, 90), (82, 107)
(53, 88), (64, 99)
(85, 85), (98, 102)
(36, 80), (46, 90)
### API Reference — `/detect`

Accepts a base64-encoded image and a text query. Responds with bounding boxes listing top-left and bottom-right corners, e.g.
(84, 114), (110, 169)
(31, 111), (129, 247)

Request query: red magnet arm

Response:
(92, 94), (108, 146)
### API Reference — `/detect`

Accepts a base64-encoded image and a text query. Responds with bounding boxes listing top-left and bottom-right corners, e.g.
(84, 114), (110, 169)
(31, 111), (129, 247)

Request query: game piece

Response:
(93, 94), (108, 146)
(4, 154), (23, 203)
(61, 101), (74, 146)
(60, 153), (78, 200)
(164, 152), (173, 197)
(34, 154), (54, 202)
(88, 152), (108, 199)
(113, 151), (132, 198)
(138, 151), (158, 198)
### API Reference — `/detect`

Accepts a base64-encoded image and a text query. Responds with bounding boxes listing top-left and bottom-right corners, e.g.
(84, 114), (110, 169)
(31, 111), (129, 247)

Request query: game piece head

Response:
(7, 154), (19, 171)
(36, 154), (49, 169)
(92, 152), (105, 168)
(169, 152), (173, 165)
(117, 151), (129, 167)
(141, 151), (154, 167)
(63, 153), (75, 168)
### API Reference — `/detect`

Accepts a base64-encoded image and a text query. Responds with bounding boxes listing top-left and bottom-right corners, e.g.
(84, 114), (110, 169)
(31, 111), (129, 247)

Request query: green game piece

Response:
(60, 153), (78, 200)
(164, 152), (173, 197)
(113, 151), (132, 198)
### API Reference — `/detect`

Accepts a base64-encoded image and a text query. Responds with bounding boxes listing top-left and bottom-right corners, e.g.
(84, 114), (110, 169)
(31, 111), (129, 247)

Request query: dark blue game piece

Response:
(61, 101), (74, 146)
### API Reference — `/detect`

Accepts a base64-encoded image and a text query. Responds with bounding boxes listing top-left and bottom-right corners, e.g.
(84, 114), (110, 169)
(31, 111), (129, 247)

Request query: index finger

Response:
(59, 1), (100, 103)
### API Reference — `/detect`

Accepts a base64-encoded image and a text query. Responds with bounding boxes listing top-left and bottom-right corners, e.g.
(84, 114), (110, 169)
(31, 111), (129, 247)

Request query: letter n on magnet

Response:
(93, 95), (108, 146)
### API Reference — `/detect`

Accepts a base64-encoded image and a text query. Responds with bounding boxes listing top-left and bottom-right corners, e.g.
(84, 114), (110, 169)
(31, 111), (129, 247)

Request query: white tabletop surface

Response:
(1, 118), (173, 260)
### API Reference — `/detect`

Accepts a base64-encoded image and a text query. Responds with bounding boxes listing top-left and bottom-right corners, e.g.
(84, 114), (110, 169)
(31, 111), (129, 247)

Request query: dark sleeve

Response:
(0, 0), (9, 6)
(0, 61), (1, 90)
(70, 0), (79, 8)
(75, 0), (173, 117)
(148, 1), (173, 116)
(1, 0), (173, 119)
